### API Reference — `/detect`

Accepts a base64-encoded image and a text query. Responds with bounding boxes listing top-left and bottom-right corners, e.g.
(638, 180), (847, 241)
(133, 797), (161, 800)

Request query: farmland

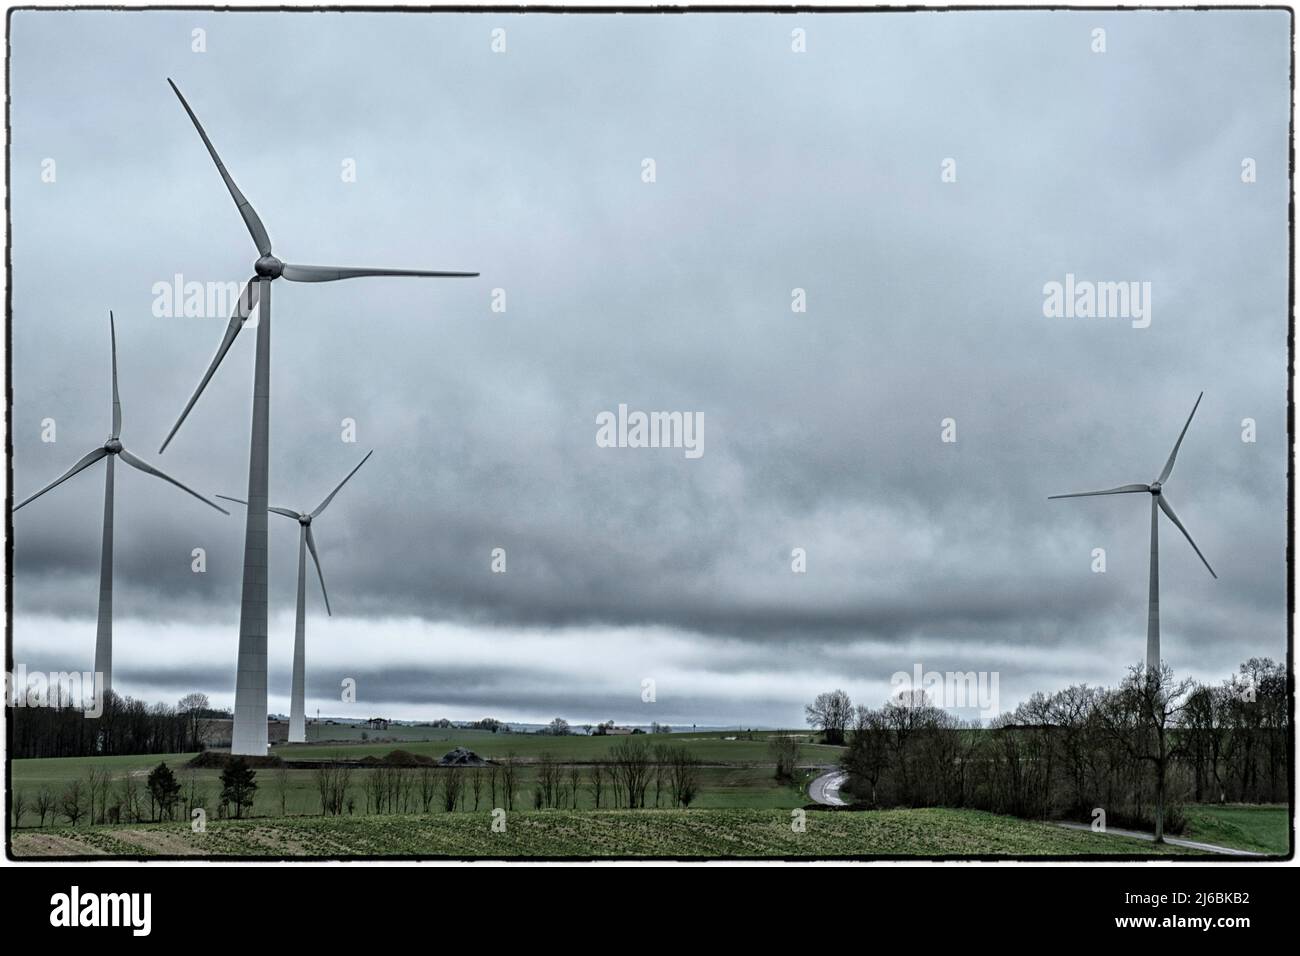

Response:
(9, 731), (830, 819)
(10, 807), (1196, 858)
(278, 728), (838, 764)
(9, 729), (1288, 858)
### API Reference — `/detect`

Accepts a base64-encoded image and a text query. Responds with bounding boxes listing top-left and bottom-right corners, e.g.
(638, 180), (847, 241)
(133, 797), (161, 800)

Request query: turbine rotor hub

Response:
(299, 514), (311, 526)
(254, 255), (284, 279)
(104, 439), (123, 454)
(1150, 481), (1162, 495)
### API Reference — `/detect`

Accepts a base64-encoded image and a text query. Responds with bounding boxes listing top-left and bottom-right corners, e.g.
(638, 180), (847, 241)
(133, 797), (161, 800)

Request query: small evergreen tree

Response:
(147, 762), (182, 821)
(220, 758), (258, 819)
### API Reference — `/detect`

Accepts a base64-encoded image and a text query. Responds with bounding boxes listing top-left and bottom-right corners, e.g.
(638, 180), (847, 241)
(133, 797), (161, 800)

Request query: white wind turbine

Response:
(1050, 393), (1217, 673)
(12, 313), (228, 697)
(159, 79), (476, 754)
(219, 450), (371, 744)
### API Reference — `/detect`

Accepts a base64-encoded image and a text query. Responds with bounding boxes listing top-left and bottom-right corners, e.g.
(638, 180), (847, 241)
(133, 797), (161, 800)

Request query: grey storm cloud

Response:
(7, 10), (1290, 724)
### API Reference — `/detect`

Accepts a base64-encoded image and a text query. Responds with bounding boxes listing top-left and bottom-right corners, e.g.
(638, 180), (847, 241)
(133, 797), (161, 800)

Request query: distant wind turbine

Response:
(159, 79), (476, 755)
(12, 313), (228, 697)
(219, 450), (372, 744)
(1050, 392), (1217, 673)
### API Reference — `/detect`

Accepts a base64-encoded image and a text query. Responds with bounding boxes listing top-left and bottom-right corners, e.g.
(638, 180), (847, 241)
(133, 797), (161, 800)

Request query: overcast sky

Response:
(7, 10), (1290, 727)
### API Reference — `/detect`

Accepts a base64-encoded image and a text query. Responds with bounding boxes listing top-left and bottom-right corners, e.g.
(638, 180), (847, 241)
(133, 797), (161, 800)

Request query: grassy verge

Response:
(1181, 804), (1290, 856)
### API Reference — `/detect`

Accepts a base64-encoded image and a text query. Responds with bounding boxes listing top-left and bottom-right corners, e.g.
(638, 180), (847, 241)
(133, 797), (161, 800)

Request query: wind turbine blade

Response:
(1158, 391), (1204, 483)
(311, 449), (373, 518)
(281, 263), (479, 283)
(216, 495), (298, 520)
(118, 449), (229, 514)
(12, 447), (108, 511)
(1049, 483), (1151, 499)
(158, 278), (259, 453)
(304, 525), (331, 616)
(109, 311), (122, 438)
(167, 79), (272, 256)
(1157, 495), (1217, 578)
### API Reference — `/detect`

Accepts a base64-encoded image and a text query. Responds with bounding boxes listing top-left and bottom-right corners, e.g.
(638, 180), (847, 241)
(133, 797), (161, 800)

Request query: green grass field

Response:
(9, 741), (824, 820)
(277, 728), (840, 765)
(1182, 804), (1291, 855)
(9, 807), (1196, 858)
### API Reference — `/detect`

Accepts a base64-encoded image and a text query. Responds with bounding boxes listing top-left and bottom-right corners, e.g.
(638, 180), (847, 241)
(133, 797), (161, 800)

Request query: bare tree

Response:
(33, 787), (55, 828)
(275, 765), (290, 816)
(86, 768), (112, 825)
(472, 768), (484, 811)
(313, 764), (351, 816)
(60, 779), (86, 826)
(805, 689), (853, 745)
(12, 791), (28, 828)
(610, 738), (652, 808)
(769, 734), (800, 782)
(115, 773), (141, 824)
(395, 768), (413, 814)
(184, 768), (203, 818)
(841, 706), (889, 805)
(667, 747), (702, 808)
(536, 752), (561, 808)
(177, 691), (211, 749)
(652, 745), (670, 807)
(1097, 664), (1195, 843)
(567, 763), (582, 809)
(441, 767), (464, 813)
(607, 757), (625, 809)
(418, 766), (438, 813)
(587, 761), (605, 808)
(500, 753), (518, 811)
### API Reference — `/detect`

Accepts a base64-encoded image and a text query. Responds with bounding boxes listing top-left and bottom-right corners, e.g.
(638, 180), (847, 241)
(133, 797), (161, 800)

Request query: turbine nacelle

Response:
(254, 254), (284, 279)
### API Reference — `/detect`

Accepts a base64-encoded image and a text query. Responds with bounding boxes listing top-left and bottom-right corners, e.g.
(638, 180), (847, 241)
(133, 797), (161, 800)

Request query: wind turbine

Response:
(1050, 392), (1216, 673)
(12, 313), (228, 697)
(159, 79), (476, 755)
(219, 450), (372, 744)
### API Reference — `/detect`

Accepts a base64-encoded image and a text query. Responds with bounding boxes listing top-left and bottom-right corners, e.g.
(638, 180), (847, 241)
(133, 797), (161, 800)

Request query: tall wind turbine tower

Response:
(221, 450), (372, 743)
(12, 313), (228, 697)
(1050, 393), (1217, 672)
(159, 80), (476, 755)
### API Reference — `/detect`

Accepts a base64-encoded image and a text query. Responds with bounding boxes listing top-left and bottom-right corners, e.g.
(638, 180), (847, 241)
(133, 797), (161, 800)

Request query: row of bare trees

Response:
(12, 761), (219, 827)
(530, 741), (702, 809)
(834, 658), (1288, 841)
(304, 741), (704, 816)
(11, 691), (223, 758)
(311, 756), (522, 817)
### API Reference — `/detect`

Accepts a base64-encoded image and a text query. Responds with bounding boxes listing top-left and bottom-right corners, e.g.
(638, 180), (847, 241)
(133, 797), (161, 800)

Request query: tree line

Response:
(9, 691), (223, 758)
(811, 657), (1287, 840)
(313, 739), (703, 816)
(13, 738), (706, 829)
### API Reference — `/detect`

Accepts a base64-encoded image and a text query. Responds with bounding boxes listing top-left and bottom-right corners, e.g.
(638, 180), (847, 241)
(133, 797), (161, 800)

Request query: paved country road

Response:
(808, 770), (849, 806)
(1055, 822), (1265, 856)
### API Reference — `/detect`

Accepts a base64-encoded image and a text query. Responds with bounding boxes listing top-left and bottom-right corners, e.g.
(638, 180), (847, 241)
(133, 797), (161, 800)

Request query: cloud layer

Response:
(8, 10), (1290, 725)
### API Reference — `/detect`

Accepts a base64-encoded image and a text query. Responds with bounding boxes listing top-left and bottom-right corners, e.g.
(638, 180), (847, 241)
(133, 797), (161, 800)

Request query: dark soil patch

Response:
(187, 751), (284, 770)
